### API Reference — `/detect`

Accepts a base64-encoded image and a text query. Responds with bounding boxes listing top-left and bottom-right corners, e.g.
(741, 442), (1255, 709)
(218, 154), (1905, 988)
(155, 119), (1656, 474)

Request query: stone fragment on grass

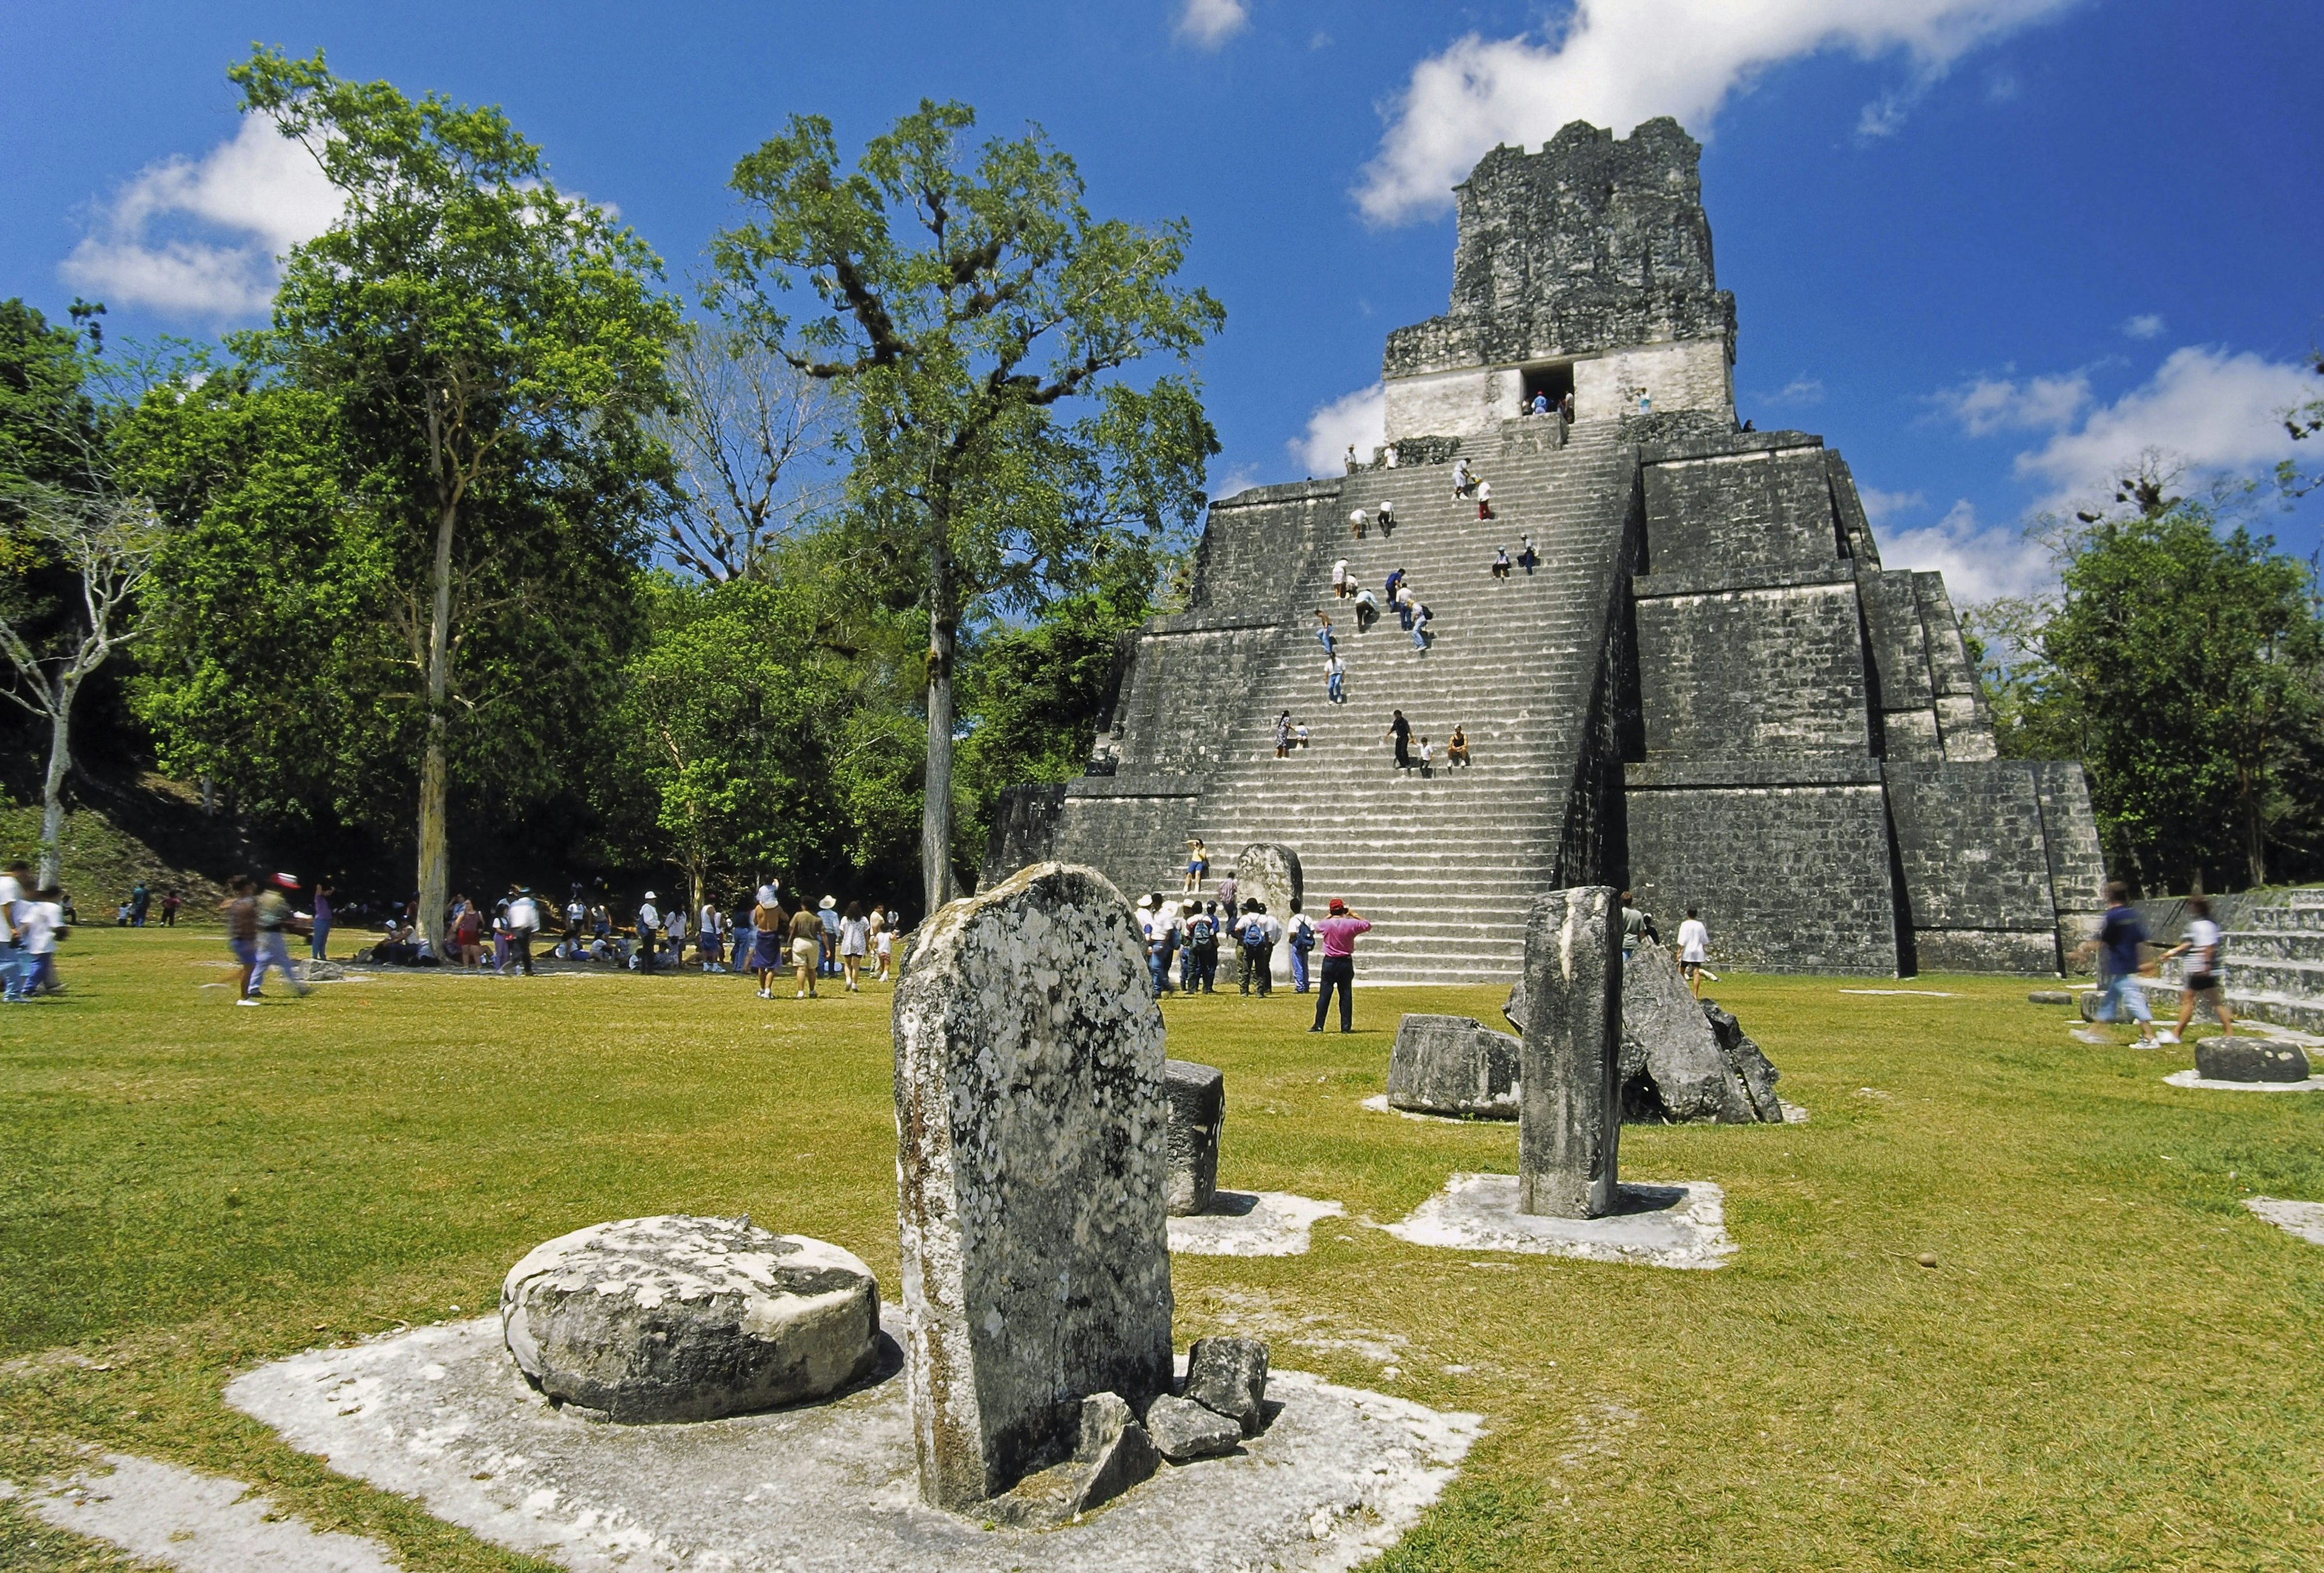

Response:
(982, 1391), (1161, 1528)
(2027, 989), (2072, 1005)
(1701, 1001), (1784, 1125)
(893, 862), (1174, 1511)
(2195, 1037), (2311, 1084)
(1143, 1394), (1244, 1462)
(1184, 1336), (1270, 1436)
(1389, 1014), (1521, 1119)
(499, 1215), (879, 1424)
(1163, 1060), (1224, 1216)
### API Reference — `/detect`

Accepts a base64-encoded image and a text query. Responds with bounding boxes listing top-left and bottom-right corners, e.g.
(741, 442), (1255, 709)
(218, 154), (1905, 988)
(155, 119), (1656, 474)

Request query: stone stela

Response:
(1518, 887), (1623, 1219)
(891, 861), (1176, 1512)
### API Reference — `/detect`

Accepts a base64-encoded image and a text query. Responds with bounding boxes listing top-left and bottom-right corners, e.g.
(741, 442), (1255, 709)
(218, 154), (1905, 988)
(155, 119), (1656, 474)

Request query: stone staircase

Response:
(1141, 422), (1637, 982)
(2148, 893), (2324, 1034)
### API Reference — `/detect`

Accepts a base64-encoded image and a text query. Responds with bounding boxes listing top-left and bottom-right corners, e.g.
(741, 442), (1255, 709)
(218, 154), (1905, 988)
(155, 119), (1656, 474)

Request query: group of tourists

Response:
(1, 859), (67, 1002)
(1159, 849), (1374, 1030)
(2075, 883), (2231, 1046)
(1316, 566), (1435, 708)
(1381, 710), (1471, 776)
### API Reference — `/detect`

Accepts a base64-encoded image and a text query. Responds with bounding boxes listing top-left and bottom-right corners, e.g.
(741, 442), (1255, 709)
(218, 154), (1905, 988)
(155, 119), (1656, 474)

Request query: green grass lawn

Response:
(4, 928), (2323, 1571)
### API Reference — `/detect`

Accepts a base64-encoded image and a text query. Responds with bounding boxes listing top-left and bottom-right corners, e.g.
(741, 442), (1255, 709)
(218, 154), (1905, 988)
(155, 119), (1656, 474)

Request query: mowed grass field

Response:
(4, 928), (2323, 1571)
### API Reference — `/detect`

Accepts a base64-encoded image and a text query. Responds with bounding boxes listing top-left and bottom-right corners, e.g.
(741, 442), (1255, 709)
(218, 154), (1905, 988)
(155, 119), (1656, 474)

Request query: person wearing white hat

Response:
(817, 895), (841, 979)
(246, 873), (311, 1002)
(636, 891), (661, 973)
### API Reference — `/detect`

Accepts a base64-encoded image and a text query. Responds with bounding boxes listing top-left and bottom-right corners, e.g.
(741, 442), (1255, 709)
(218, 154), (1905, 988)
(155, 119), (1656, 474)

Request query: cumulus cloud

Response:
(1883, 498), (2054, 602)
(1177, 0), (1249, 50)
(2012, 346), (2316, 507)
(1857, 485), (1926, 523)
(1766, 373), (1826, 406)
(2121, 312), (2165, 340)
(1356, 0), (2077, 223)
(1934, 370), (2090, 436)
(1292, 383), (1386, 476)
(61, 116), (340, 319)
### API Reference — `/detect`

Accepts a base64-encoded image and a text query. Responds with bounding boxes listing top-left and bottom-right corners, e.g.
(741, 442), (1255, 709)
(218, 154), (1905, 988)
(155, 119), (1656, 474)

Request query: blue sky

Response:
(2, 0), (2317, 602)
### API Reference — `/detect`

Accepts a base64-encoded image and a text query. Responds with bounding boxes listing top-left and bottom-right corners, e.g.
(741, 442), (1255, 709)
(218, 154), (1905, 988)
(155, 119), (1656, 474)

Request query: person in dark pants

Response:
(1384, 710), (1411, 770)
(1307, 898), (1373, 1033)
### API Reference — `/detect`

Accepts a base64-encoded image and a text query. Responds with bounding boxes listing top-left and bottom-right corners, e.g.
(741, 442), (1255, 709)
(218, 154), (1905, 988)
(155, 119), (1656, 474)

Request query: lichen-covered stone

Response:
(1701, 1001), (1784, 1122)
(1183, 1336), (1269, 1437)
(982, 1392), (1161, 1528)
(893, 862), (1174, 1511)
(1388, 1015), (1520, 1120)
(499, 1215), (878, 1424)
(1161, 1060), (1224, 1217)
(1518, 888), (1623, 1220)
(1143, 1394), (1243, 1463)
(1508, 959), (1781, 1126)
(2195, 1037), (2311, 1083)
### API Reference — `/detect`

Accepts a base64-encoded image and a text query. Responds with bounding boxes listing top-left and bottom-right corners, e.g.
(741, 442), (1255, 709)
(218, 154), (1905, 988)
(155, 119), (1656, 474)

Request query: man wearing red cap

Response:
(1307, 898), (1371, 1033)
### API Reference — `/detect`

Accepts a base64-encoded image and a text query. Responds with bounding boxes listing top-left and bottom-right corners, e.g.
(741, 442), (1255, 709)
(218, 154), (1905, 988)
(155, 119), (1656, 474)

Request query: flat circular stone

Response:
(501, 1215), (879, 1424)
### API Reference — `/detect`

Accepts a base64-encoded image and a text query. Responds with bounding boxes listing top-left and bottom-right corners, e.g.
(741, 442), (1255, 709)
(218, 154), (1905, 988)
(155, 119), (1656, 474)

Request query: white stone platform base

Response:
(1168, 1191), (1345, 1256)
(1381, 1172), (1735, 1270)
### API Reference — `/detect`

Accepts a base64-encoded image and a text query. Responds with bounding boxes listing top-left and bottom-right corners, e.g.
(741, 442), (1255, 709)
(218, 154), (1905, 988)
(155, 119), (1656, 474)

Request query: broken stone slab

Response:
(981, 1391), (1160, 1528)
(1701, 1002), (1784, 1124)
(1508, 955), (1782, 1125)
(2028, 989), (2073, 1005)
(2195, 1037), (2312, 1083)
(1184, 1336), (1270, 1437)
(1144, 1394), (1244, 1463)
(1388, 1015), (1520, 1119)
(1163, 1059), (1224, 1216)
(2245, 1196), (2324, 1246)
(225, 1312), (1485, 1573)
(892, 861), (1174, 1511)
(499, 1215), (879, 1424)
(1384, 1172), (1735, 1270)
(1517, 887), (1623, 1219)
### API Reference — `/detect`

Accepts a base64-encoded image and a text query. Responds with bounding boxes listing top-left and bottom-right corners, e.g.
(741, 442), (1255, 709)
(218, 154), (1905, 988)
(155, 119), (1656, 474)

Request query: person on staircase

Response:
(1491, 547), (1511, 579)
(1353, 585), (1380, 632)
(1410, 602), (1433, 652)
(1325, 652), (1345, 704)
(1451, 457), (1471, 498)
(1332, 558), (1350, 599)
(1377, 498), (1396, 536)
(1385, 710), (1412, 769)
(1474, 476), (1495, 521)
(1517, 536), (1539, 574)
(1396, 581), (1416, 632)
(1184, 837), (1208, 893)
(1417, 736), (1434, 776)
(1274, 711), (1295, 758)
(1308, 898), (1371, 1033)
(1315, 608), (1335, 654)
(1385, 565), (1405, 608)
(1530, 390), (1551, 416)
(1348, 508), (1368, 539)
(1446, 724), (1471, 767)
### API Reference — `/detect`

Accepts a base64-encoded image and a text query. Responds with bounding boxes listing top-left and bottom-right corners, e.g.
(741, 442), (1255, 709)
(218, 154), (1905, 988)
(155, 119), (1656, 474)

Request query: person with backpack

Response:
(1287, 904), (1316, 993)
(1410, 602), (1433, 652)
(1235, 900), (1281, 996)
(2162, 895), (2232, 1045)
(1183, 902), (1220, 994)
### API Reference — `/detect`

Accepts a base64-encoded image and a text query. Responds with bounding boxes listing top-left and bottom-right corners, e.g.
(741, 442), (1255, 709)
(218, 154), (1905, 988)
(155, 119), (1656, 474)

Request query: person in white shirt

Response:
(0, 859), (27, 1003)
(18, 885), (61, 996)
(700, 901), (724, 971)
(1377, 497), (1396, 534)
(1347, 507), (1368, 539)
(506, 889), (541, 977)
(2161, 893), (2232, 1044)
(636, 893), (661, 972)
(838, 902), (871, 992)
(1234, 902), (1283, 997)
(1417, 736), (1434, 775)
(1676, 907), (1710, 998)
(1286, 907), (1316, 993)
(1331, 558), (1350, 599)
(872, 904), (896, 982)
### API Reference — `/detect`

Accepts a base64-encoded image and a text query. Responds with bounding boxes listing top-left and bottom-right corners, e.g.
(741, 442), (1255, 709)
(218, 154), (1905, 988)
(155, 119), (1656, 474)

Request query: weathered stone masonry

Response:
(986, 118), (2104, 979)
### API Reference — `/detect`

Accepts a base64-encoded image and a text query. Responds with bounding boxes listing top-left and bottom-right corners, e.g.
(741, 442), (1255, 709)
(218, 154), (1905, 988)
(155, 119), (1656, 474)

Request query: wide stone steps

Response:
(2139, 904), (2324, 1034)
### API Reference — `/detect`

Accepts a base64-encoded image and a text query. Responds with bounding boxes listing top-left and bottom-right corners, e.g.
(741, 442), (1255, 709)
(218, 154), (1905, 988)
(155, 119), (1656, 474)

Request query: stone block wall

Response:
(1108, 614), (1285, 775)
(1041, 778), (1204, 905)
(1572, 339), (1734, 425)
(1382, 367), (1515, 446)
(1188, 479), (1342, 609)
(1883, 761), (2060, 970)
(1643, 442), (1839, 573)
(1634, 582), (1872, 758)
(1624, 763), (1900, 972)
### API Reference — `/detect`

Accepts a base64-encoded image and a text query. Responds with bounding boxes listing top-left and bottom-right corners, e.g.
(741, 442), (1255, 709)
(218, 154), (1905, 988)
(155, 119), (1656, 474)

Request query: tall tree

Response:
(708, 99), (1221, 913)
(229, 48), (681, 950)
(653, 321), (844, 582)
(0, 300), (159, 887)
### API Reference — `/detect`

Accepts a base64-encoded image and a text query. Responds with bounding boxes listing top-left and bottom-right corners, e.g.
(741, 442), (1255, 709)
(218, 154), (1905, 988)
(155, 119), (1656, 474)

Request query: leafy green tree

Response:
(215, 48), (681, 949)
(707, 99), (1220, 912)
(1983, 470), (2324, 891)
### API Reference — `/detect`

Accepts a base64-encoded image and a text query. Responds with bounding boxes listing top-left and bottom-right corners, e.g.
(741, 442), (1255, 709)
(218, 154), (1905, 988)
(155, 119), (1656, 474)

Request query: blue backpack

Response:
(1240, 919), (1270, 952)
(1189, 916), (1215, 945)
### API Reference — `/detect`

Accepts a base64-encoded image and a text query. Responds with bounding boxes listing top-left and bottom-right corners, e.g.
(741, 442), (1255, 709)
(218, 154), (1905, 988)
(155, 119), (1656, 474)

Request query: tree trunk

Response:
(416, 498), (458, 954)
(921, 543), (957, 919)
(36, 678), (77, 890)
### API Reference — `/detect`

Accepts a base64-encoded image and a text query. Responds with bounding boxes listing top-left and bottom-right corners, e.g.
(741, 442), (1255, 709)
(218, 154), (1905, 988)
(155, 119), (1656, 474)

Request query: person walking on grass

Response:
(874, 903), (897, 982)
(246, 874), (311, 1003)
(0, 858), (28, 1003)
(507, 888), (540, 977)
(19, 885), (63, 996)
(839, 901), (870, 991)
(451, 897), (484, 971)
(788, 898), (825, 998)
(215, 875), (258, 1004)
(162, 889), (180, 927)
(2162, 895), (2232, 1045)
(750, 887), (786, 998)
(1385, 709), (1412, 769)
(1676, 907), (1710, 998)
(1183, 901), (1218, 993)
(1308, 898), (1371, 1033)
(2075, 882), (2160, 1046)
(307, 882), (333, 961)
(634, 892), (661, 973)
(816, 896), (841, 979)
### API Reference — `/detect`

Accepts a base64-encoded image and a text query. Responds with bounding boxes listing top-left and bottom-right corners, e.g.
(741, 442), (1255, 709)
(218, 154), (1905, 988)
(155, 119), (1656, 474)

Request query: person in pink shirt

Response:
(1308, 897), (1372, 1033)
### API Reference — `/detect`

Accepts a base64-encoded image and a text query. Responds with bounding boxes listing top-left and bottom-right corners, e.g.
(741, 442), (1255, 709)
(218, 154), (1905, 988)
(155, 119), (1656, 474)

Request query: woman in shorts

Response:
(2162, 894), (2233, 1044)
(1184, 837), (1208, 893)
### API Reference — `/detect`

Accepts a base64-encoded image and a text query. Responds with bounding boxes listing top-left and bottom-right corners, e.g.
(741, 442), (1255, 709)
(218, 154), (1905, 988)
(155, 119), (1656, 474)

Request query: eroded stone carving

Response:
(893, 861), (1174, 1511)
(1517, 888), (1623, 1219)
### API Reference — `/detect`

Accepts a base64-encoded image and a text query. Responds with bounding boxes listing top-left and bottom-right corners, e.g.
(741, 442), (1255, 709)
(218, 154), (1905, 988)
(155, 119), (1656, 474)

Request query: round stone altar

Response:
(501, 1215), (880, 1424)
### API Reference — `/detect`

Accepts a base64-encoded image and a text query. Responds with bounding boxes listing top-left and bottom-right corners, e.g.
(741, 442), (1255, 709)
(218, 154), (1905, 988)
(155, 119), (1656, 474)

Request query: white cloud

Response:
(1177, 0), (1249, 50)
(1356, 0), (2078, 223)
(2121, 312), (2165, 340)
(61, 116), (341, 318)
(1883, 498), (2053, 602)
(1767, 373), (1826, 406)
(2012, 346), (2316, 507)
(1934, 370), (2090, 436)
(1292, 383), (1386, 476)
(1857, 485), (1926, 523)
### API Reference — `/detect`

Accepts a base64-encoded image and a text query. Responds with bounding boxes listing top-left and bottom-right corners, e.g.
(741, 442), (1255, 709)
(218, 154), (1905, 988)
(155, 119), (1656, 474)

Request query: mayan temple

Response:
(985, 117), (2106, 982)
